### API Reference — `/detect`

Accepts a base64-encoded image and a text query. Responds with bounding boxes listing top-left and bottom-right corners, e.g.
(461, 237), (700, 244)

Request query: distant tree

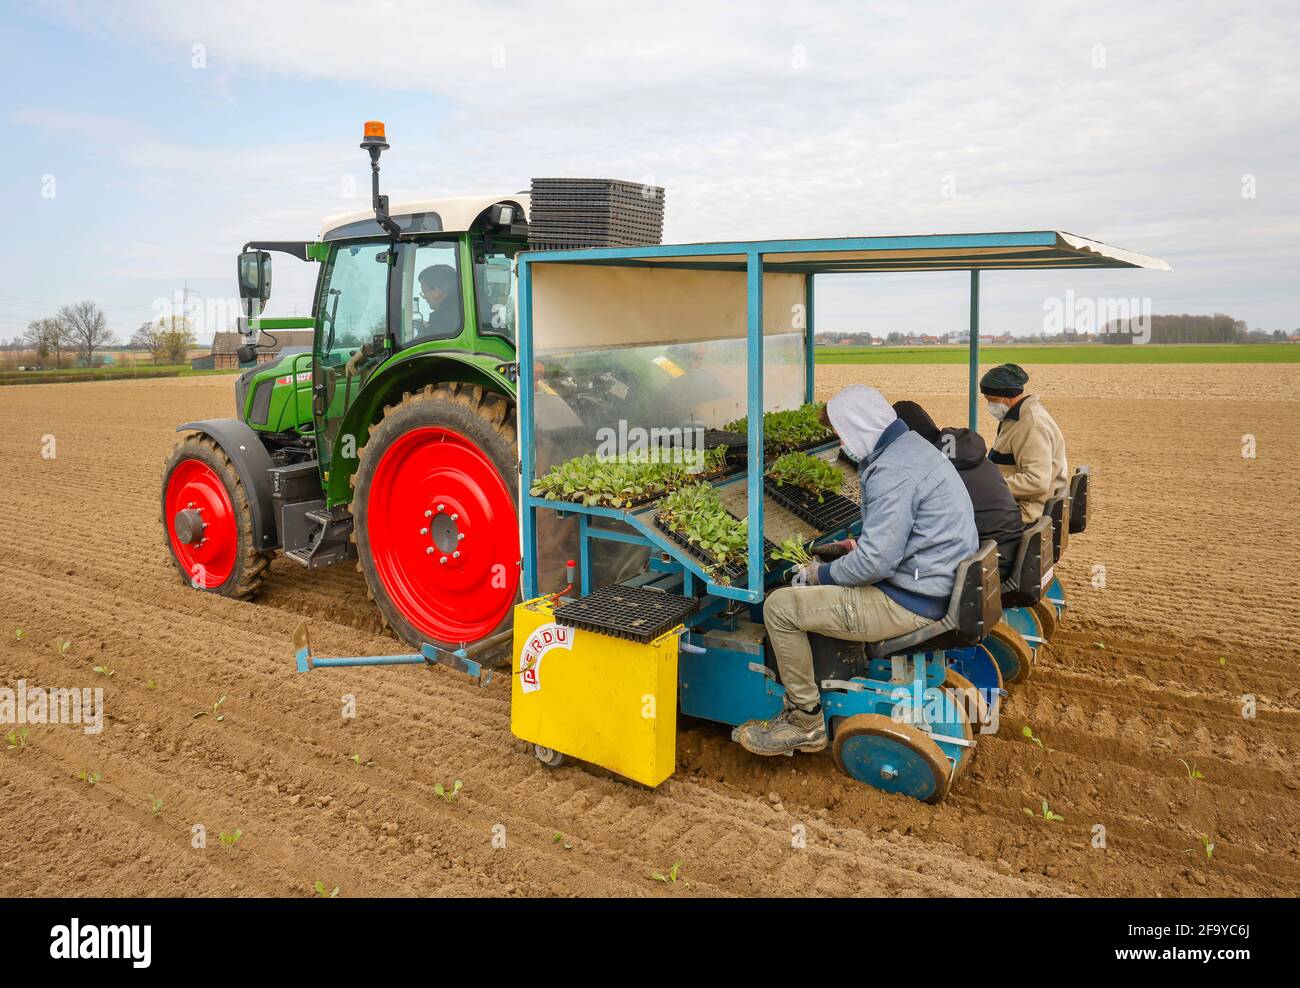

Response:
(22, 318), (64, 368)
(131, 321), (166, 364)
(155, 315), (196, 365)
(57, 301), (115, 367)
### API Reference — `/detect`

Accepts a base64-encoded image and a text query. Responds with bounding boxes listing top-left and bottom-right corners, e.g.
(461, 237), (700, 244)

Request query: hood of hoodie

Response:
(826, 385), (897, 460)
(938, 426), (987, 469)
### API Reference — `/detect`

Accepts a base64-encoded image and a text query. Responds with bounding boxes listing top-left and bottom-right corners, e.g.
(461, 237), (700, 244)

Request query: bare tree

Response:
(22, 318), (63, 369)
(57, 301), (115, 367)
(131, 321), (165, 364)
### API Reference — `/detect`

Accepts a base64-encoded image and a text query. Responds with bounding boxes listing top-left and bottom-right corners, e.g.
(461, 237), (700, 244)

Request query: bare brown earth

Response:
(1, 366), (1297, 897)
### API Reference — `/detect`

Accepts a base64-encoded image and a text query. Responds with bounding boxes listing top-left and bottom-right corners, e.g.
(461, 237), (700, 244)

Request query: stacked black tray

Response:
(529, 177), (665, 249)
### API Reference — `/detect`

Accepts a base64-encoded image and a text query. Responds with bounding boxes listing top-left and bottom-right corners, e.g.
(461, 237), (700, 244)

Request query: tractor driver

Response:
(980, 364), (1068, 523)
(735, 385), (979, 757)
(412, 264), (462, 339)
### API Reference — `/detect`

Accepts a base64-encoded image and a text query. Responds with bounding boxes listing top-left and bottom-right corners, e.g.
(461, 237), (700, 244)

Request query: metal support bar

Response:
(968, 269), (980, 431)
(804, 273), (815, 404)
(292, 622), (498, 687)
(745, 251), (765, 601)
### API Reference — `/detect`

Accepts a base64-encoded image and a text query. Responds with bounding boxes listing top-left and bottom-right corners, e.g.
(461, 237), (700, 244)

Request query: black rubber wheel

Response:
(351, 383), (520, 660)
(161, 434), (271, 598)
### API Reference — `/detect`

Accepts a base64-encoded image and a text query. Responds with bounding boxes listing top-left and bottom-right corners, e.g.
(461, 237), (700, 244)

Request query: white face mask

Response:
(986, 401), (1009, 421)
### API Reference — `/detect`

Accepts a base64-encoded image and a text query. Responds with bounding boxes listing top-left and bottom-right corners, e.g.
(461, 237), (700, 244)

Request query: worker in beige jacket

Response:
(981, 364), (1068, 523)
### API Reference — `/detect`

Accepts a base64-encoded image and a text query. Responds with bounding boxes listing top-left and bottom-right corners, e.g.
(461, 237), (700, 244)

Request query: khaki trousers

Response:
(764, 584), (931, 709)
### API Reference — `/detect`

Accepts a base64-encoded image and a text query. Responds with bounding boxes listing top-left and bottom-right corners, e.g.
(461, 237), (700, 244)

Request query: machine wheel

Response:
(161, 434), (270, 597)
(984, 621), (1035, 686)
(832, 713), (951, 803)
(352, 383), (520, 656)
(943, 667), (991, 739)
(1032, 599), (1058, 641)
(533, 744), (565, 768)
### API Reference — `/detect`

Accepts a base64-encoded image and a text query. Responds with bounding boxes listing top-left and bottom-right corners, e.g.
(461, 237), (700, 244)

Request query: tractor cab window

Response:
(402, 242), (463, 345)
(474, 247), (518, 342)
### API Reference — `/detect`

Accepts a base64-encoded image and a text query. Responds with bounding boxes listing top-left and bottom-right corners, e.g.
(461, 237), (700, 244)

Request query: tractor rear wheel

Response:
(161, 434), (271, 598)
(352, 383), (520, 656)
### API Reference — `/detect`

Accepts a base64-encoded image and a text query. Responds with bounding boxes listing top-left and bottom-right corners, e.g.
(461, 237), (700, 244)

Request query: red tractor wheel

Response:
(352, 383), (520, 655)
(161, 435), (271, 597)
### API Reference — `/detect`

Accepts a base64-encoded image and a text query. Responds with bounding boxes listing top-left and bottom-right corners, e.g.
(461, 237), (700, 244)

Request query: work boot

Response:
(733, 703), (827, 756)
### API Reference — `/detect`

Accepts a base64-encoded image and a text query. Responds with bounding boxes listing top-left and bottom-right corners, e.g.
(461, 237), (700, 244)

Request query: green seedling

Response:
(149, 794), (164, 817)
(766, 452), (843, 501)
(1093, 641), (1106, 650)
(1021, 725), (1047, 752)
(58, 641), (72, 656)
(726, 403), (831, 454)
(13, 628), (23, 641)
(656, 484), (750, 580)
(1186, 834), (1215, 862)
(770, 535), (812, 569)
(1218, 656), (1226, 667)
(1178, 758), (1205, 781)
(649, 859), (688, 885)
(531, 452), (695, 508)
(350, 754), (375, 767)
(434, 779), (463, 802)
(146, 680), (157, 690)
(6, 729), (29, 749)
(313, 880), (340, 898)
(552, 832), (573, 850)
(92, 665), (113, 678)
(195, 695), (227, 721)
(218, 829), (242, 849)
(77, 769), (103, 786)
(1023, 799), (1064, 822)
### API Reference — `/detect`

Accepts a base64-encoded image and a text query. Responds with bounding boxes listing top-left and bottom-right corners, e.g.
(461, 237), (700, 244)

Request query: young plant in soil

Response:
(649, 859), (688, 886)
(314, 880), (341, 898)
(6, 729), (29, 750)
(219, 829), (242, 849)
(655, 484), (750, 580)
(725, 403), (832, 454)
(434, 779), (463, 802)
(765, 452), (843, 502)
(1023, 799), (1064, 822)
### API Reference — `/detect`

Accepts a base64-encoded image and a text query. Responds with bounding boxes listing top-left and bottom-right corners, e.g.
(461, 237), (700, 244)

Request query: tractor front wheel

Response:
(352, 383), (521, 656)
(161, 434), (271, 597)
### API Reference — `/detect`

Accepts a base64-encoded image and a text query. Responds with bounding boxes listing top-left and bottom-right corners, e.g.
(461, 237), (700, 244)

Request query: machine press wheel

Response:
(533, 744), (565, 768)
(983, 621), (1035, 686)
(1032, 600), (1058, 641)
(832, 713), (951, 803)
(943, 667), (991, 741)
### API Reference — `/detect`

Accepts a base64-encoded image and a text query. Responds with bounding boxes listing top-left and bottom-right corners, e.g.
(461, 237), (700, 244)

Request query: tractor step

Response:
(282, 500), (354, 569)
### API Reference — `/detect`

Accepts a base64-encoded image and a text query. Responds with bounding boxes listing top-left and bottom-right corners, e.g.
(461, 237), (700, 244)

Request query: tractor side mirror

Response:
(237, 250), (272, 318)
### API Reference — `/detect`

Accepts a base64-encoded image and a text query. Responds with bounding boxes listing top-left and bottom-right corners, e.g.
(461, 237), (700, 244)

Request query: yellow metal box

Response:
(510, 597), (678, 787)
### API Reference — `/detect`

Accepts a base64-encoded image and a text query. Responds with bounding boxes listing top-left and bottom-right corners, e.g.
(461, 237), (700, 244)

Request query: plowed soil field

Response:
(2, 364), (1297, 897)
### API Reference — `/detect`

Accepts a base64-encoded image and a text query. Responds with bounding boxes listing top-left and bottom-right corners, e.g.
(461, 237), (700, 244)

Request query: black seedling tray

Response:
(701, 429), (750, 467)
(764, 480), (860, 534)
(554, 584), (697, 644)
(653, 516), (778, 586)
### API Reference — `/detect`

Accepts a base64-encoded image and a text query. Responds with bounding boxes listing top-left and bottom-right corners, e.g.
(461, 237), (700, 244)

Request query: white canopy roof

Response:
(319, 193), (530, 240)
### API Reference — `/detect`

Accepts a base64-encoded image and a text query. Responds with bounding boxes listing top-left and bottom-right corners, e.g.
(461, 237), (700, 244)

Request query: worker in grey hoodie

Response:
(735, 385), (979, 758)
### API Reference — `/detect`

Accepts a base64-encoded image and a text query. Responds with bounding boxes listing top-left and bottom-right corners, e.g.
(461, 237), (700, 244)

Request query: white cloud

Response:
(22, 0), (1300, 335)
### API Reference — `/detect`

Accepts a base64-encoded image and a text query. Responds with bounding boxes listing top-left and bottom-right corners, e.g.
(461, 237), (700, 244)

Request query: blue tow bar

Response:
(292, 622), (495, 687)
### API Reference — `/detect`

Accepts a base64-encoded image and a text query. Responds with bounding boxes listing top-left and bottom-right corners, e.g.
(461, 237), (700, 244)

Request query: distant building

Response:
(194, 330), (315, 370)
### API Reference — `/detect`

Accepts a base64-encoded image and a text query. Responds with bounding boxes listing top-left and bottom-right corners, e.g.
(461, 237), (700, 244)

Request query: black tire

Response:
(351, 383), (519, 660)
(161, 434), (271, 598)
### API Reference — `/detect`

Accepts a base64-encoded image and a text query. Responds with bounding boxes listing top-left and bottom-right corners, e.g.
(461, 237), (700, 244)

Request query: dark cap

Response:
(892, 400), (940, 444)
(979, 363), (1029, 397)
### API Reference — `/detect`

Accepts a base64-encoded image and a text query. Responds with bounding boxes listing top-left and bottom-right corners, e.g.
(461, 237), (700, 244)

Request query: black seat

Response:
(866, 541), (1003, 659)
(1044, 487), (1071, 563)
(1000, 516), (1052, 608)
(1068, 465), (1090, 534)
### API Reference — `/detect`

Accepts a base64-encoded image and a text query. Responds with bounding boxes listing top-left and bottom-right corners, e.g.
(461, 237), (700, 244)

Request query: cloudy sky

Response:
(1, 0), (1296, 343)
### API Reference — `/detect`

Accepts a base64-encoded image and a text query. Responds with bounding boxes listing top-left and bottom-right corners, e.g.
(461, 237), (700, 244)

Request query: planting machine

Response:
(164, 122), (1164, 801)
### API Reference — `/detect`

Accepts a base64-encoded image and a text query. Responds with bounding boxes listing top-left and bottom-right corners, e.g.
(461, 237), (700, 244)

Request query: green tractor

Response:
(161, 122), (528, 651)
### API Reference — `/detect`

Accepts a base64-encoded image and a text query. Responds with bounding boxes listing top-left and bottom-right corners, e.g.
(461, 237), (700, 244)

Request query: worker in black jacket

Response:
(892, 400), (1023, 578)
